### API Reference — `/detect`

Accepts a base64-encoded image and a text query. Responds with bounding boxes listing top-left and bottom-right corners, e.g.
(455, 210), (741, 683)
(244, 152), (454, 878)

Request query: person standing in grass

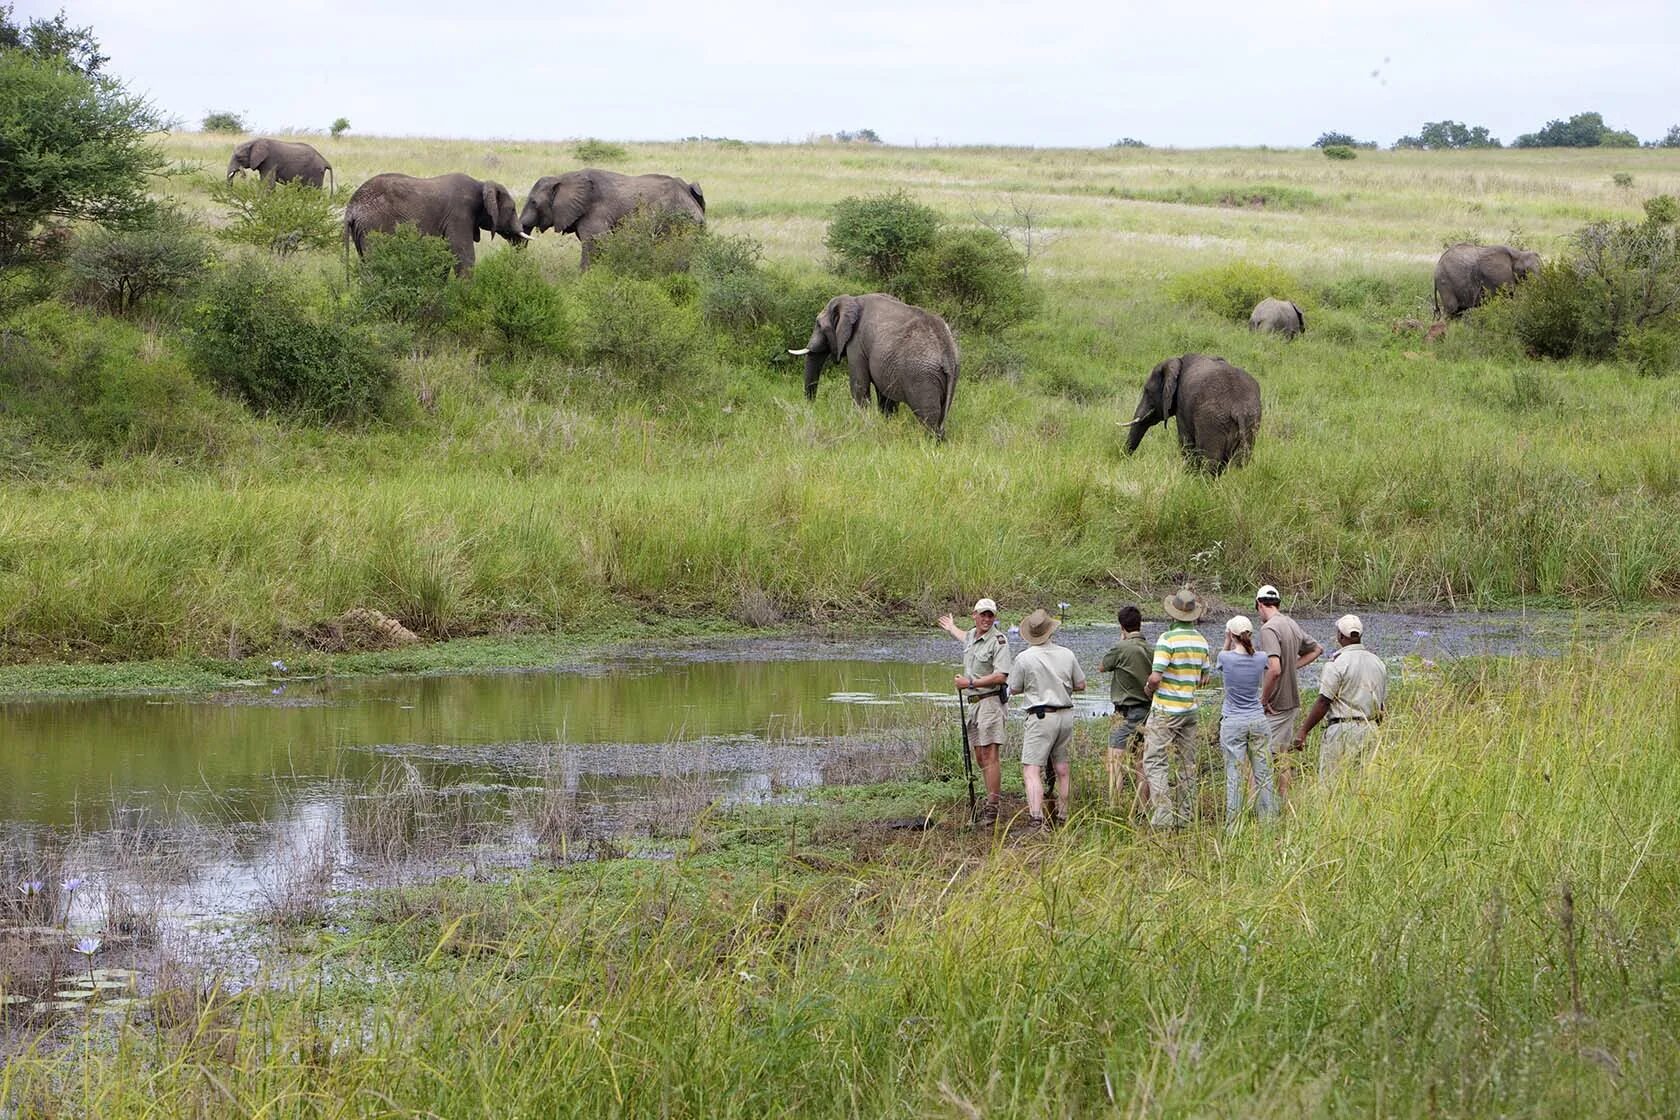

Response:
(1294, 614), (1387, 778)
(1214, 615), (1277, 822)
(1256, 584), (1322, 799)
(939, 597), (1014, 826)
(1006, 608), (1086, 831)
(1099, 604), (1153, 815)
(1142, 588), (1211, 829)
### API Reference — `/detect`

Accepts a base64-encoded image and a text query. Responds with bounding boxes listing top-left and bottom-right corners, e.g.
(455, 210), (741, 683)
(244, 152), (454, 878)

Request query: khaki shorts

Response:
(964, 695), (1006, 747)
(1021, 708), (1075, 767)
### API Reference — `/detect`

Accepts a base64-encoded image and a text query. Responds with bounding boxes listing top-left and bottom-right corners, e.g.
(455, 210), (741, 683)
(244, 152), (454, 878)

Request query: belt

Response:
(1327, 716), (1370, 725)
(1115, 702), (1149, 716)
(968, 690), (1005, 702)
(1026, 704), (1074, 719)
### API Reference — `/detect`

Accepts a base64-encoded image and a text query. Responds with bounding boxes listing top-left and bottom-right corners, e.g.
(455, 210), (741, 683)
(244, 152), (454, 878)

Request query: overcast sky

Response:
(22, 0), (1680, 147)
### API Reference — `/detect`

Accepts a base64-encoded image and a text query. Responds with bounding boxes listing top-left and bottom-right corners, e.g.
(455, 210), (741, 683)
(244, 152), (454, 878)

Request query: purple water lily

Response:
(62, 877), (85, 894)
(73, 936), (101, 956)
(271, 659), (288, 673)
(19, 880), (43, 897)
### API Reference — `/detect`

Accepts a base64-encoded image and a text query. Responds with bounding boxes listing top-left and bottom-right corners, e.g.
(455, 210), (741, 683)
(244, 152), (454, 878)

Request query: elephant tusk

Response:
(1119, 418), (1142, 426)
(787, 347), (811, 356)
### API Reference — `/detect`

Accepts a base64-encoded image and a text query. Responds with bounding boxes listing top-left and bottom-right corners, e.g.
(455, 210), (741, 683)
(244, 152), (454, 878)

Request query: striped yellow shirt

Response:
(1150, 622), (1209, 714)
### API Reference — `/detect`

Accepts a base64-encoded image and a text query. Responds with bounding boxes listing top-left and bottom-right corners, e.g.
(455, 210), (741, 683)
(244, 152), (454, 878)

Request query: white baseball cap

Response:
(1256, 585), (1281, 603)
(972, 598), (999, 615)
(1225, 614), (1254, 636)
(1336, 614), (1363, 638)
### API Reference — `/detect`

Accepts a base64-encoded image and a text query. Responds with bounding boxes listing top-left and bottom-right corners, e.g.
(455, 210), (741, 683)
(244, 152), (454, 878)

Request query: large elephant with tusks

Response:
(1124, 354), (1261, 475)
(789, 294), (959, 438)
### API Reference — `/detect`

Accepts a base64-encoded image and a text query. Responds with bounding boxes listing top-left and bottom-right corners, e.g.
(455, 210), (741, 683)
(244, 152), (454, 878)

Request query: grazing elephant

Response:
(343, 172), (526, 276)
(788, 294), (959, 438)
(1434, 243), (1541, 318)
(227, 138), (334, 191)
(519, 169), (705, 268)
(1249, 297), (1305, 339)
(1123, 354), (1261, 475)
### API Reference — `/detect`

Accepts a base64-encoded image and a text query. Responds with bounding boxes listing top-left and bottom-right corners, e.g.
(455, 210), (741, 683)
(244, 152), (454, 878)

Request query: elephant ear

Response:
(687, 182), (706, 213)
(548, 173), (594, 234)
(1161, 357), (1184, 418)
(1293, 303), (1306, 333)
(829, 296), (863, 357)
(247, 139), (269, 168)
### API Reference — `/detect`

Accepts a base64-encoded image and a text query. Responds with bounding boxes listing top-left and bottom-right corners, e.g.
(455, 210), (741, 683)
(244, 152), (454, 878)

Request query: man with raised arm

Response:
(939, 598), (1014, 826)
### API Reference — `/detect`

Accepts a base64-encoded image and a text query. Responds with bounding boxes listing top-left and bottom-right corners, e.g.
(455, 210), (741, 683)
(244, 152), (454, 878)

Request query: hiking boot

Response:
(976, 801), (999, 827)
(1029, 815), (1052, 834)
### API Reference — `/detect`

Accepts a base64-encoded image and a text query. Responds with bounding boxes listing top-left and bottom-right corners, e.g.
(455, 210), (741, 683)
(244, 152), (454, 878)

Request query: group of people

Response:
(937, 585), (1389, 830)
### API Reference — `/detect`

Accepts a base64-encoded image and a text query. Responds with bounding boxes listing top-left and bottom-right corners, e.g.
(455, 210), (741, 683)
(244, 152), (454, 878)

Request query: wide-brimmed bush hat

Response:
(1019, 608), (1059, 645)
(1162, 587), (1205, 622)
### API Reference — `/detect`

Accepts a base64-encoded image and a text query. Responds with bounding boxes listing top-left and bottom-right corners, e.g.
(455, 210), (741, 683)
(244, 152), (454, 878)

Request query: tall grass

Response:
(4, 628), (1676, 1115)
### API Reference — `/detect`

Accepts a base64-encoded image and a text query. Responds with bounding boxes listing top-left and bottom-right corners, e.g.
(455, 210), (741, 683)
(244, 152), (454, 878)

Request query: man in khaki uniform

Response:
(1295, 614), (1388, 778)
(939, 598), (1014, 825)
(1256, 584), (1322, 798)
(1006, 608), (1086, 830)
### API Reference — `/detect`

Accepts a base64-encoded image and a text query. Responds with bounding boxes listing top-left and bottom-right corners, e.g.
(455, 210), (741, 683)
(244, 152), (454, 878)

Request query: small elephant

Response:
(1124, 354), (1261, 475)
(1249, 298), (1305, 339)
(227, 138), (334, 191)
(519, 169), (705, 269)
(1434, 243), (1540, 318)
(344, 172), (526, 276)
(789, 294), (959, 438)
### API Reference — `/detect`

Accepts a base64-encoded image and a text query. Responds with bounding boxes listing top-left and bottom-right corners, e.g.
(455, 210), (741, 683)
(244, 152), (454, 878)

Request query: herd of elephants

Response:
(227, 137), (1542, 465)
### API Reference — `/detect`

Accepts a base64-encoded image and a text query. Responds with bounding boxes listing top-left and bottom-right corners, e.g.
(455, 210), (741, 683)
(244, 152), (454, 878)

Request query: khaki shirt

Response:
(1318, 644), (1387, 721)
(1007, 641), (1086, 709)
(962, 626), (1014, 701)
(1258, 613), (1321, 712)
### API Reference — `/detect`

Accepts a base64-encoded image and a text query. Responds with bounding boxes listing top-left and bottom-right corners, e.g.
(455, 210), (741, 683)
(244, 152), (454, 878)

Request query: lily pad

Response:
(2, 994), (29, 1005)
(88, 979), (132, 990)
(90, 968), (139, 982)
(54, 989), (94, 1000)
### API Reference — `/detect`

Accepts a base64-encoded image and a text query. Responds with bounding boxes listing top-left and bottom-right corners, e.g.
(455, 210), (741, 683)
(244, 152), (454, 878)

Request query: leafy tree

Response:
(1656, 125), (1680, 149)
(1111, 137), (1148, 148)
(826, 190), (941, 282)
(1396, 120), (1501, 150)
(1513, 111), (1639, 148)
(201, 109), (246, 133)
(1313, 131), (1358, 148)
(66, 207), (210, 314)
(209, 177), (342, 256)
(0, 19), (166, 267)
(330, 117), (350, 138)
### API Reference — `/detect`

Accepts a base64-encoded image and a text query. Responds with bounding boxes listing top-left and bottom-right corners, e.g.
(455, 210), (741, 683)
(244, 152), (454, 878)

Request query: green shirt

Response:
(1150, 622), (1209, 715)
(1098, 633), (1152, 708)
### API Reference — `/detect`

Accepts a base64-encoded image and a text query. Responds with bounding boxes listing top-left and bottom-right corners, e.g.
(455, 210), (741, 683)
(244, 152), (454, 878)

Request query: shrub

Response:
(693, 233), (774, 332)
(208, 177), (341, 256)
(356, 225), (460, 326)
(1513, 111), (1638, 148)
(1110, 137), (1148, 148)
(187, 257), (397, 423)
(1622, 325), (1679, 377)
(1644, 195), (1679, 225)
(898, 226), (1038, 332)
(591, 205), (707, 280)
(573, 138), (628, 163)
(1313, 131), (1358, 148)
(1167, 261), (1302, 323)
(1321, 145), (1357, 161)
(825, 190), (941, 282)
(573, 271), (704, 387)
(330, 117), (350, 138)
(201, 110), (245, 133)
(1612, 172), (1635, 189)
(451, 250), (569, 356)
(66, 208), (211, 314)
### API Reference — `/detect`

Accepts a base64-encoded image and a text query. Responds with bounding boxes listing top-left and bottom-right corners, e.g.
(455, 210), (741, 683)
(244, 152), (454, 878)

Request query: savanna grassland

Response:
(4, 136), (1678, 679)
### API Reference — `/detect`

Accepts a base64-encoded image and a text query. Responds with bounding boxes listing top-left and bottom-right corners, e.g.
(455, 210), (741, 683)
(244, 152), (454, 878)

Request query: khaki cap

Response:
(1225, 614), (1254, 636)
(972, 598), (999, 615)
(1336, 614), (1363, 638)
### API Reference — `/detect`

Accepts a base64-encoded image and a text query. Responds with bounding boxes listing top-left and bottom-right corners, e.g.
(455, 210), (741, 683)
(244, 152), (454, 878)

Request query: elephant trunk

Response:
(226, 159), (240, 181)
(1123, 414), (1152, 455)
(518, 201), (544, 237)
(802, 351), (826, 400)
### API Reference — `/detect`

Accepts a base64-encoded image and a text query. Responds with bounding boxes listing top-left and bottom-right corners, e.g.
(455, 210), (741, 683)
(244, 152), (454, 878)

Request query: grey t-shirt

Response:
(1216, 649), (1271, 718)
(1258, 613), (1320, 712)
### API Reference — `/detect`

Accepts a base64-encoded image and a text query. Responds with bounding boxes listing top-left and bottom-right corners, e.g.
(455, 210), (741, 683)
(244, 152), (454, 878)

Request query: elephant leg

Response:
(447, 230), (474, 276)
(847, 353), (873, 410)
(877, 392), (899, 416)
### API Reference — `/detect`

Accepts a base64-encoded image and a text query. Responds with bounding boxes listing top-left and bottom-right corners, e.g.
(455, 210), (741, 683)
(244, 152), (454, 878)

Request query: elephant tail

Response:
(327, 165), (335, 196)
(940, 359), (958, 437)
(688, 182), (706, 213)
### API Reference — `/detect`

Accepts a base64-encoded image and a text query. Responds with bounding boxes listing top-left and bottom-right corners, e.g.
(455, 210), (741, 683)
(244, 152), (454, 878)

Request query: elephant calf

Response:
(344, 172), (526, 276)
(1249, 298), (1305, 340)
(520, 169), (705, 269)
(789, 294), (959, 438)
(227, 137), (334, 191)
(1124, 354), (1261, 475)
(1434, 243), (1540, 318)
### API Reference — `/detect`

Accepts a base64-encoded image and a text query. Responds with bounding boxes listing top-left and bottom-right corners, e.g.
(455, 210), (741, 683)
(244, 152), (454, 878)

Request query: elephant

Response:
(343, 172), (526, 276)
(788, 294), (959, 438)
(226, 138), (334, 191)
(519, 169), (705, 268)
(1434, 243), (1541, 318)
(1123, 354), (1262, 475)
(1249, 297), (1305, 339)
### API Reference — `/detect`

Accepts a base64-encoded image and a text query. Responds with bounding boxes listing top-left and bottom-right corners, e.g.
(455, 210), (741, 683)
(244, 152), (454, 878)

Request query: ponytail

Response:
(1234, 631), (1254, 655)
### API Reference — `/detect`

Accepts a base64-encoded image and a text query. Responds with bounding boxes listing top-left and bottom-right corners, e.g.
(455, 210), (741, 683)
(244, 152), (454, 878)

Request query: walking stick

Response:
(956, 687), (977, 826)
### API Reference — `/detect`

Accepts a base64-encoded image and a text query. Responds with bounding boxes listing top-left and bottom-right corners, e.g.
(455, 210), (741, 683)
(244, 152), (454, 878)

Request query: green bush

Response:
(451, 250), (569, 356)
(330, 117), (350, 138)
(356, 225), (460, 326)
(187, 257), (397, 423)
(591, 205), (707, 281)
(693, 233), (774, 333)
(898, 226), (1038, 332)
(1505, 263), (1584, 359)
(1622, 326), (1679, 377)
(1504, 218), (1680, 362)
(201, 110), (245, 133)
(209, 177), (341, 256)
(573, 271), (705, 387)
(573, 138), (628, 163)
(65, 207), (211, 314)
(1167, 261), (1302, 323)
(1645, 195), (1679, 225)
(1321, 145), (1357, 160)
(825, 190), (941, 282)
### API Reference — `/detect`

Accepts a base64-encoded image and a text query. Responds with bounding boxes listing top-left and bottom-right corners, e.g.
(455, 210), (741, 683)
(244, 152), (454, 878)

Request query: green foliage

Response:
(201, 109), (245, 133)
(187, 257), (397, 423)
(1513, 111), (1638, 148)
(1644, 195), (1679, 225)
(1612, 172), (1634, 189)
(1393, 120), (1501, 150)
(450, 250), (569, 356)
(1167, 261), (1301, 323)
(1312, 131), (1358, 148)
(0, 3), (107, 74)
(208, 177), (341, 256)
(572, 138), (628, 163)
(1103, 183), (1322, 210)
(835, 128), (882, 144)
(1110, 137), (1148, 148)
(573, 270), (704, 387)
(356, 225), (461, 326)
(1621, 325), (1680, 378)
(825, 190), (941, 282)
(692, 232), (774, 333)
(0, 51), (166, 267)
(1660, 125), (1680, 149)
(590, 205), (707, 280)
(65, 207), (211, 314)
(330, 117), (350, 138)
(898, 226), (1038, 332)
(1321, 145), (1357, 161)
